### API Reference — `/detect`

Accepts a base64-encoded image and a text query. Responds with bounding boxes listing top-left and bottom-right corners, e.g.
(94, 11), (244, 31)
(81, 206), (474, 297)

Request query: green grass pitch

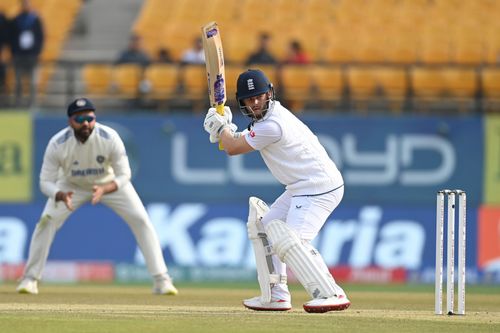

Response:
(0, 282), (498, 333)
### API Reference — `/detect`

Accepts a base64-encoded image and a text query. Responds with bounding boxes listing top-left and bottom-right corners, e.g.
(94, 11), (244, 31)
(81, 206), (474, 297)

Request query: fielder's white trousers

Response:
(22, 182), (167, 280)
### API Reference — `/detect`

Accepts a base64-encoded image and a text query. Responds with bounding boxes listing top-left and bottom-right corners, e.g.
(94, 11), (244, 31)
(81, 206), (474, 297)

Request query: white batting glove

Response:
(204, 111), (228, 138)
(209, 123), (238, 143)
(205, 106), (236, 141)
(223, 106), (233, 123)
(207, 106), (232, 122)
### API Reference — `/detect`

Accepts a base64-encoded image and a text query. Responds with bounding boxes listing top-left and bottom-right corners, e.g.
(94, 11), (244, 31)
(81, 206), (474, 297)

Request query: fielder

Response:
(203, 69), (350, 313)
(16, 98), (177, 296)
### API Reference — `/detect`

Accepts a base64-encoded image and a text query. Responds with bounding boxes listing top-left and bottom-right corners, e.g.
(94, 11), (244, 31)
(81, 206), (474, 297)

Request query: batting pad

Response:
(265, 219), (337, 299)
(247, 197), (285, 303)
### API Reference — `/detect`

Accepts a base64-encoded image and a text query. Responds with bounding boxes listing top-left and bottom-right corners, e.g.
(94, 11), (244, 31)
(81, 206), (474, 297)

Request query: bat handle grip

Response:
(215, 104), (225, 116)
(216, 104), (225, 150)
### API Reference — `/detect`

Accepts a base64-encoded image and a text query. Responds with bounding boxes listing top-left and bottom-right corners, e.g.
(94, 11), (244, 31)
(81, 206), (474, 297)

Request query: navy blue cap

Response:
(67, 98), (96, 117)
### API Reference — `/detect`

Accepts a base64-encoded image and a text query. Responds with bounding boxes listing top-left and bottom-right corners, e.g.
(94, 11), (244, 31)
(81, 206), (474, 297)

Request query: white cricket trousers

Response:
(22, 182), (167, 280)
(261, 186), (345, 298)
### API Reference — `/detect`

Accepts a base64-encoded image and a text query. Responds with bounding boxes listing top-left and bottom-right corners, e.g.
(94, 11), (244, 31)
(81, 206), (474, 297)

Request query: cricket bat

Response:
(201, 21), (226, 150)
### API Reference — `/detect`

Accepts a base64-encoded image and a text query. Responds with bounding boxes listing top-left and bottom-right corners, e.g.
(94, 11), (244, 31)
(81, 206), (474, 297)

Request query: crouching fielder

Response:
(16, 98), (177, 296)
(203, 69), (349, 313)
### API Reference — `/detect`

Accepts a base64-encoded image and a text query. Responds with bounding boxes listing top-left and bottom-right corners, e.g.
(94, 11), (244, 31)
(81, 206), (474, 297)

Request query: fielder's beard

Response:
(74, 126), (94, 143)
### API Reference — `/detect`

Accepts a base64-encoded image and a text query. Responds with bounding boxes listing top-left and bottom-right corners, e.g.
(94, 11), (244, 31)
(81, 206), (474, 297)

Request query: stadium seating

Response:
(111, 64), (144, 99)
(3, 0), (496, 112)
(347, 67), (408, 114)
(132, 0), (498, 67)
(481, 68), (500, 112)
(311, 66), (345, 110)
(123, 0), (497, 112)
(180, 65), (208, 111)
(82, 64), (113, 97)
(280, 65), (315, 112)
(144, 64), (180, 101)
(411, 67), (478, 113)
(224, 65), (247, 107)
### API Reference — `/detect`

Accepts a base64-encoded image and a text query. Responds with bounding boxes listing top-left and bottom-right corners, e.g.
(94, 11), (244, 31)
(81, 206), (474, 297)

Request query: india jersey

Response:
(244, 101), (343, 196)
(39, 123), (131, 198)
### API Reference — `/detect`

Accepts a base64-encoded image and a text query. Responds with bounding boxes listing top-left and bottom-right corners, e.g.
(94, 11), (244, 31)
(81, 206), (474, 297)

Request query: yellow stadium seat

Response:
(280, 65), (315, 112)
(250, 65), (278, 87)
(411, 67), (478, 113)
(224, 25), (262, 64)
(418, 33), (453, 65)
(347, 67), (408, 113)
(35, 63), (55, 101)
(4, 65), (15, 95)
(180, 65), (208, 111)
(383, 28), (419, 65)
(111, 64), (144, 98)
(311, 66), (344, 109)
(323, 32), (357, 64)
(161, 22), (202, 62)
(352, 33), (389, 64)
(224, 65), (247, 107)
(481, 68), (500, 112)
(482, 25), (500, 65)
(144, 64), (180, 100)
(82, 64), (113, 96)
(451, 29), (485, 65)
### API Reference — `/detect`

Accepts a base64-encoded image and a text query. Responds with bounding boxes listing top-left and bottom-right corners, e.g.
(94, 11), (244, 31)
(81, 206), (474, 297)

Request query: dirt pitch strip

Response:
(0, 283), (498, 333)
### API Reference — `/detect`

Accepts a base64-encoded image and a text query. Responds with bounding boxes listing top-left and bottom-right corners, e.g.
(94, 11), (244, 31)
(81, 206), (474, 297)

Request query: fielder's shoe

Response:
(16, 278), (39, 295)
(303, 294), (351, 313)
(243, 296), (292, 311)
(153, 274), (178, 295)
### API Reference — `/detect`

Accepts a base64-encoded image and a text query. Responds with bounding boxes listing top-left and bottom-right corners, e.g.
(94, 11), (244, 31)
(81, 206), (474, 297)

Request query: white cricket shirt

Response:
(244, 101), (343, 196)
(39, 123), (131, 199)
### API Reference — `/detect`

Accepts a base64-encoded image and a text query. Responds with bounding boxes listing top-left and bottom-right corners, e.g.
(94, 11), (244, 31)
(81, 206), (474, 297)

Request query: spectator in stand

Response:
(0, 8), (8, 99)
(115, 34), (151, 67)
(284, 40), (310, 65)
(180, 37), (205, 65)
(8, 0), (45, 107)
(245, 32), (277, 66)
(157, 47), (173, 63)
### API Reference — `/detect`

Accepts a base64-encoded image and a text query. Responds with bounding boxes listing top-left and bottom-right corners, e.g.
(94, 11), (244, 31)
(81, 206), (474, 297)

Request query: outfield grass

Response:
(0, 282), (499, 333)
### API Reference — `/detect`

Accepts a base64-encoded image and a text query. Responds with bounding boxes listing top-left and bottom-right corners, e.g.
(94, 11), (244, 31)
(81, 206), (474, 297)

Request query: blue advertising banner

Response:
(0, 202), (478, 277)
(33, 114), (483, 205)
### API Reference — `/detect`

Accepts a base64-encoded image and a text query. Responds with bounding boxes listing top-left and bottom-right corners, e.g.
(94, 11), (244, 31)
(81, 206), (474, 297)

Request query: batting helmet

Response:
(236, 69), (274, 119)
(236, 69), (273, 101)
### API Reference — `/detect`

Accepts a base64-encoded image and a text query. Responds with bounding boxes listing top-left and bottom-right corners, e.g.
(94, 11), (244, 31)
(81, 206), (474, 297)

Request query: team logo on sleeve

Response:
(96, 155), (105, 163)
(249, 130), (256, 138)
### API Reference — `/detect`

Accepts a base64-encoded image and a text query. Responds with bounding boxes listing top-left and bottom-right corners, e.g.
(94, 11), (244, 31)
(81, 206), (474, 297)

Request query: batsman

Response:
(203, 69), (350, 313)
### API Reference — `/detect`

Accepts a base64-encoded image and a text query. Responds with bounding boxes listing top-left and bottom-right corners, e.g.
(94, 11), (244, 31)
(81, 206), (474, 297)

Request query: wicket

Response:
(435, 189), (466, 315)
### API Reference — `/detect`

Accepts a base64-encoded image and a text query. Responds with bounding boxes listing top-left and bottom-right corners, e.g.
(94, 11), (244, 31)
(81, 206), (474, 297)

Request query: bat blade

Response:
(201, 21), (226, 150)
(202, 21), (226, 114)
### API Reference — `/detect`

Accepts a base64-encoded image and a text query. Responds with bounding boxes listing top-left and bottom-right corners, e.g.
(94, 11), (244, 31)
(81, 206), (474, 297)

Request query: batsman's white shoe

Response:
(153, 274), (178, 295)
(303, 294), (351, 313)
(16, 278), (39, 295)
(243, 296), (292, 311)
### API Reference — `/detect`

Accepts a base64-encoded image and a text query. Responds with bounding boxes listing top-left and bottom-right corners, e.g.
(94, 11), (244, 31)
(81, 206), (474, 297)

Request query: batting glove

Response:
(204, 111), (228, 137)
(209, 123), (238, 143)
